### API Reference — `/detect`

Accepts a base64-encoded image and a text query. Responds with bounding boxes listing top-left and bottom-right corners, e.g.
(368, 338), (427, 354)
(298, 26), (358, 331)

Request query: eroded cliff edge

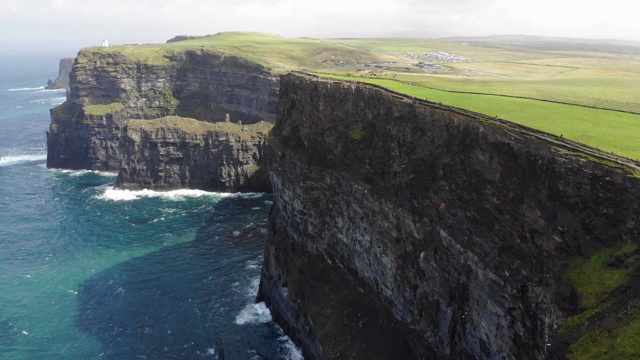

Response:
(258, 73), (640, 359)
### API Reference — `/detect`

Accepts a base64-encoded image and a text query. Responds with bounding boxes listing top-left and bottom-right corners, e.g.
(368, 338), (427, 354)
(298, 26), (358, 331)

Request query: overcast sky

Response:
(2, 0), (638, 51)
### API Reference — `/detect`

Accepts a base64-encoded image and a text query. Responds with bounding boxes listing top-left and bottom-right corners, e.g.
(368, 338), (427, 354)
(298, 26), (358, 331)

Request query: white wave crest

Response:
(95, 187), (219, 202)
(7, 86), (44, 92)
(52, 169), (118, 177)
(212, 192), (264, 200)
(236, 192), (264, 199)
(247, 277), (261, 297)
(0, 154), (47, 167)
(28, 96), (66, 105)
(50, 97), (67, 105)
(39, 88), (66, 93)
(279, 336), (304, 360)
(234, 302), (272, 325)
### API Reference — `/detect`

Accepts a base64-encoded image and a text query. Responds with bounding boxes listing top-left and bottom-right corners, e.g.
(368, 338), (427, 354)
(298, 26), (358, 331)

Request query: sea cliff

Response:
(258, 73), (640, 359)
(46, 46), (278, 191)
(117, 117), (272, 192)
(46, 57), (74, 91)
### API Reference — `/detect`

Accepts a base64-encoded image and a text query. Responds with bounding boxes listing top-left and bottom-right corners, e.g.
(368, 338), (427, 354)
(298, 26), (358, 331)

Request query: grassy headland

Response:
(80, 32), (640, 159)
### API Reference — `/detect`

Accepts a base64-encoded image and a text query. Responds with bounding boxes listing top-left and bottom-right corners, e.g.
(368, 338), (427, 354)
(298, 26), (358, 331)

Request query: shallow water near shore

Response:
(0, 52), (300, 359)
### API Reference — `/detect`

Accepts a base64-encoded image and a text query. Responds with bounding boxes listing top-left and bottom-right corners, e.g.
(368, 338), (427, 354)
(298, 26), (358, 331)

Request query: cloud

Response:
(0, 0), (638, 46)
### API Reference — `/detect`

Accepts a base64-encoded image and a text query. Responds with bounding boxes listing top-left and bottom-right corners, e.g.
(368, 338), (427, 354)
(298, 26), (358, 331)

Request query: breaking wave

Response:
(94, 187), (265, 202)
(279, 335), (304, 360)
(7, 86), (44, 92)
(0, 154), (47, 167)
(234, 302), (272, 325)
(95, 187), (220, 202)
(53, 169), (118, 177)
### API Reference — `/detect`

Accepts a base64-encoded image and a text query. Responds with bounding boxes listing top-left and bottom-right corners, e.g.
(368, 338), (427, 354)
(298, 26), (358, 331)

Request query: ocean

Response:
(0, 51), (301, 359)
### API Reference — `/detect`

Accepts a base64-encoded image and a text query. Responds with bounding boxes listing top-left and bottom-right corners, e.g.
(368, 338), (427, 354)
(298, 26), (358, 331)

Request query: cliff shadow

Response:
(75, 195), (288, 359)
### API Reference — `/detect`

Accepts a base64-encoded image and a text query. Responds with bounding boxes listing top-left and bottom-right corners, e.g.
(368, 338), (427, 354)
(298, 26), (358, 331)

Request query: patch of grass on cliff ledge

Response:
(349, 126), (365, 141)
(567, 243), (638, 309)
(568, 305), (640, 360)
(83, 102), (125, 116)
(560, 243), (640, 359)
(127, 116), (273, 137)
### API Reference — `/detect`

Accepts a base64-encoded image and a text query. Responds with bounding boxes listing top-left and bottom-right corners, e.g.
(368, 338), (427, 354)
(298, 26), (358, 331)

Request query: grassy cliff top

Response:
(78, 32), (388, 70)
(127, 116), (273, 138)
(76, 32), (640, 159)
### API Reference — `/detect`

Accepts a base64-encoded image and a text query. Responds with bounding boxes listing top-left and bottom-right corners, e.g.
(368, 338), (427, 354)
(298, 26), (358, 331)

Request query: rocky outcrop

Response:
(258, 73), (640, 359)
(47, 101), (131, 170)
(45, 57), (74, 91)
(47, 47), (279, 176)
(117, 117), (272, 192)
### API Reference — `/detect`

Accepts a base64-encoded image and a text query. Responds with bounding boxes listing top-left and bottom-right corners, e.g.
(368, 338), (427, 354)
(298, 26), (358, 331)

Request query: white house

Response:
(102, 39), (109, 47)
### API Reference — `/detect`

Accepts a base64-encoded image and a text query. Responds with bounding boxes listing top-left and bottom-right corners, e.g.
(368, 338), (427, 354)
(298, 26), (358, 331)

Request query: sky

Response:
(1, 0), (638, 51)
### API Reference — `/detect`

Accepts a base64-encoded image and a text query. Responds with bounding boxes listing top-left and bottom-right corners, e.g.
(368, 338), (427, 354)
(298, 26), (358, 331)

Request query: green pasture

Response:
(325, 37), (640, 113)
(83, 32), (386, 70)
(322, 74), (640, 159)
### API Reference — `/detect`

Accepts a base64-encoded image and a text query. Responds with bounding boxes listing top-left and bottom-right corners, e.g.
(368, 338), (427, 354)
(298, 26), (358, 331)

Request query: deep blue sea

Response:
(0, 52), (301, 359)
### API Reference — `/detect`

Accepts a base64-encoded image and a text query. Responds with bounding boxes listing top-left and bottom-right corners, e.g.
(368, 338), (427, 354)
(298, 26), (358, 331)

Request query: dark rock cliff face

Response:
(47, 101), (132, 170)
(258, 74), (640, 359)
(46, 57), (74, 91)
(117, 119), (272, 192)
(47, 48), (278, 177)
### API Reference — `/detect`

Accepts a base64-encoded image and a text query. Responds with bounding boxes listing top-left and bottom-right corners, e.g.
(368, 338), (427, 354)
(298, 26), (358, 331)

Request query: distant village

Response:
(404, 51), (475, 70)
(403, 51), (475, 62)
(343, 51), (476, 73)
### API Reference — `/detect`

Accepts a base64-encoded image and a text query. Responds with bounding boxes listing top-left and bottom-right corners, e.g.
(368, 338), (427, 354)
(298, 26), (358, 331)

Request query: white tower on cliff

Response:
(102, 39), (109, 47)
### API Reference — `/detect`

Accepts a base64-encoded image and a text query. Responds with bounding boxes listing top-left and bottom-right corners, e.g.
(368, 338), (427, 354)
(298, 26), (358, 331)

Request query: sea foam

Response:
(7, 86), (44, 92)
(234, 302), (272, 325)
(0, 154), (47, 167)
(95, 187), (264, 202)
(95, 187), (219, 202)
(51, 169), (118, 177)
(279, 335), (304, 360)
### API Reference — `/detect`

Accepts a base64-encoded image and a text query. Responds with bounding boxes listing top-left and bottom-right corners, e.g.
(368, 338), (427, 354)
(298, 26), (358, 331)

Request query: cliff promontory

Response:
(117, 117), (272, 192)
(46, 57), (74, 91)
(46, 44), (278, 191)
(258, 73), (640, 359)
(45, 32), (387, 191)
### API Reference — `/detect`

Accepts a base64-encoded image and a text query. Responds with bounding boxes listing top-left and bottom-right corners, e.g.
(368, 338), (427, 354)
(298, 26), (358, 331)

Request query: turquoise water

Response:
(0, 52), (300, 359)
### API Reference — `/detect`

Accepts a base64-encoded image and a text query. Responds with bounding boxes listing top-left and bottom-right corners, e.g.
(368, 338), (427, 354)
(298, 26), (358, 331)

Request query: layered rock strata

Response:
(117, 117), (272, 192)
(258, 73), (640, 359)
(47, 48), (278, 175)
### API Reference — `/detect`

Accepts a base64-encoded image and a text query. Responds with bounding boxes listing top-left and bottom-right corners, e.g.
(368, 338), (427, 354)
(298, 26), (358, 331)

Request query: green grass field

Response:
(84, 32), (640, 159)
(321, 74), (640, 159)
(82, 32), (388, 69)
